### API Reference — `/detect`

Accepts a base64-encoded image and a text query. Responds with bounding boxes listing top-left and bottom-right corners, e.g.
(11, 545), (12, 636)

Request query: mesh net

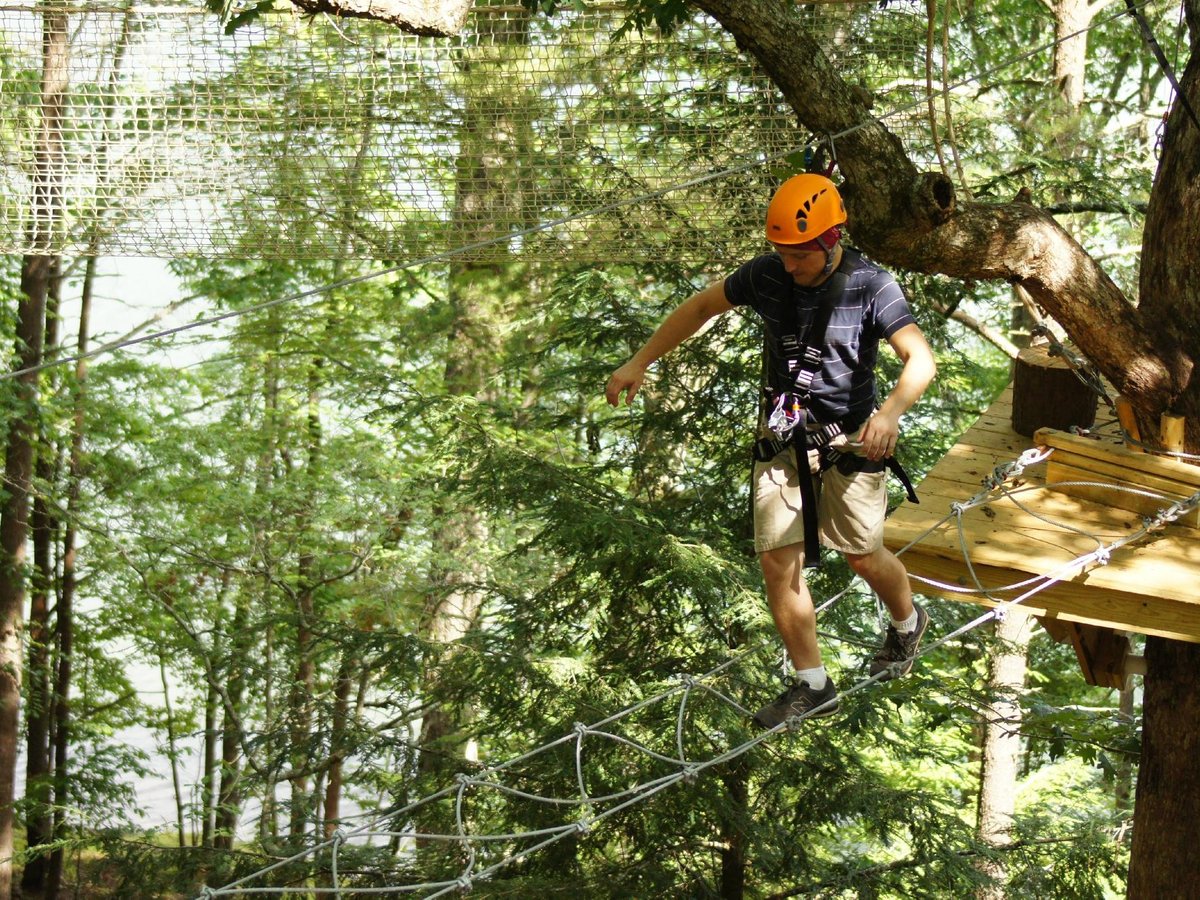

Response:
(0, 1), (933, 264)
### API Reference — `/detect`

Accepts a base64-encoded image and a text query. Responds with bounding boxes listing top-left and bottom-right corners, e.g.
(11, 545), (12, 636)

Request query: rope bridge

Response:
(199, 439), (1200, 896)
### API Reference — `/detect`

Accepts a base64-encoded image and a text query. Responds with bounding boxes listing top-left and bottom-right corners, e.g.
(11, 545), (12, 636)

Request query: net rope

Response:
(198, 436), (1200, 896)
(0, 0), (1171, 382)
(1, 1), (934, 262)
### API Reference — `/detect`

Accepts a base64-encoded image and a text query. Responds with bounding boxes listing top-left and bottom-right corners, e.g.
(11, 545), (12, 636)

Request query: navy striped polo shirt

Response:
(724, 249), (916, 428)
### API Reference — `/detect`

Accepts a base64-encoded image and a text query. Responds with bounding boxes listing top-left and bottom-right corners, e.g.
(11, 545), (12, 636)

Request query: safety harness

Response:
(751, 248), (918, 568)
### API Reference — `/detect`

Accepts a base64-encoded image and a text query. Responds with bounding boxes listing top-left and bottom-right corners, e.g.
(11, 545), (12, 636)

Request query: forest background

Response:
(0, 0), (1183, 895)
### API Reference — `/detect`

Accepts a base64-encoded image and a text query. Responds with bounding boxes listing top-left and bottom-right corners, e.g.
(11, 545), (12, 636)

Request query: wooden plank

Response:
(1046, 459), (1200, 528)
(1046, 448), (1200, 494)
(907, 480), (1143, 536)
(891, 549), (1200, 644)
(1115, 395), (1142, 452)
(888, 515), (1119, 577)
(886, 507), (1200, 607)
(1035, 428), (1200, 486)
(1065, 625), (1132, 690)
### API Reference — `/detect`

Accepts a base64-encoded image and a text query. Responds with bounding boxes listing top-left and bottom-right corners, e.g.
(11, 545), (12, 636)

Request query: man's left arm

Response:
(859, 323), (937, 461)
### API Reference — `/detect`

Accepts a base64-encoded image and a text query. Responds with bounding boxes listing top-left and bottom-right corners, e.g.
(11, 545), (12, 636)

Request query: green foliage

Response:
(6, 1), (1160, 894)
(205, 0), (276, 35)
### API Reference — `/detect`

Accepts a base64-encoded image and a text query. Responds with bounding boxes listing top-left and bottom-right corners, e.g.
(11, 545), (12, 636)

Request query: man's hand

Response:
(606, 361), (648, 407)
(859, 409), (900, 461)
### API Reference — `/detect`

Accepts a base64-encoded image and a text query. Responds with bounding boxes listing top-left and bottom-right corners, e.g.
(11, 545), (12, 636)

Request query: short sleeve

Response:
(723, 254), (777, 311)
(867, 272), (916, 339)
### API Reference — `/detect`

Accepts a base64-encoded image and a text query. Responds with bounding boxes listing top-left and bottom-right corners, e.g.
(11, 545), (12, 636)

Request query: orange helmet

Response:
(765, 174), (847, 245)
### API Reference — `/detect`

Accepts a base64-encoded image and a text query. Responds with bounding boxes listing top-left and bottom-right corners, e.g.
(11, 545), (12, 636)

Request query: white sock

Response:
(892, 609), (919, 634)
(794, 665), (827, 690)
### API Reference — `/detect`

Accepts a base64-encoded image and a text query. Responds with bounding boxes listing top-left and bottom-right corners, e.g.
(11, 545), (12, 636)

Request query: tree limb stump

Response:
(1011, 343), (1098, 437)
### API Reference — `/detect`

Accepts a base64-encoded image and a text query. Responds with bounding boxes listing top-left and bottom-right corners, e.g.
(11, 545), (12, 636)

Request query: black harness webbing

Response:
(754, 248), (918, 568)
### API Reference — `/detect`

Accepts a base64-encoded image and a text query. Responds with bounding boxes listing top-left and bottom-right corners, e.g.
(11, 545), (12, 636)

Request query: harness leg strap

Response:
(792, 432), (822, 569)
(886, 457), (920, 504)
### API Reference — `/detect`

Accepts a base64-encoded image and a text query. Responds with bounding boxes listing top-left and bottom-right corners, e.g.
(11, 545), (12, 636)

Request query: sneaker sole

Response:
(752, 700), (840, 729)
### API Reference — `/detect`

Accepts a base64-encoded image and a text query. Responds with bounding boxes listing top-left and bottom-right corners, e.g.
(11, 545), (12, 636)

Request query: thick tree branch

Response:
(688, 0), (1182, 416)
(287, 0), (471, 35)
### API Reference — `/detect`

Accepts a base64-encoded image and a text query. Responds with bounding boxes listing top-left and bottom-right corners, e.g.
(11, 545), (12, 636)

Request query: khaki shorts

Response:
(752, 444), (888, 557)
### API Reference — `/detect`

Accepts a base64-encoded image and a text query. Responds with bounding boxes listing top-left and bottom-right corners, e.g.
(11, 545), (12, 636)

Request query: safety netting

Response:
(0, 1), (934, 263)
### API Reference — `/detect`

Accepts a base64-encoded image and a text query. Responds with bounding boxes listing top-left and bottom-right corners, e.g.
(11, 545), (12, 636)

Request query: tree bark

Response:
(1011, 343), (1098, 436)
(202, 645), (220, 848)
(288, 373), (322, 840)
(0, 7), (68, 895)
(1127, 638), (1200, 896)
(1136, 0), (1200, 444)
(288, 0), (472, 36)
(718, 760), (749, 899)
(22, 258), (61, 894)
(322, 655), (355, 839)
(44, 250), (93, 900)
(974, 611), (1035, 899)
(160, 654), (188, 847)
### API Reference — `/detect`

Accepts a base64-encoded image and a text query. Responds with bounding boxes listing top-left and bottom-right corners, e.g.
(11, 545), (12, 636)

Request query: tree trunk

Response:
(155, 654), (187, 847)
(200, 568), (233, 848)
(44, 249), (94, 900)
(1050, 0), (1100, 111)
(1124, 1), (1200, 892)
(1114, 686), (1135, 815)
(718, 759), (749, 899)
(22, 258), (61, 895)
(214, 575), (252, 849)
(1011, 342), (1098, 436)
(1127, 638), (1200, 896)
(202, 660), (219, 848)
(0, 7), (68, 894)
(288, 370), (322, 840)
(322, 655), (355, 839)
(415, 5), (532, 849)
(974, 611), (1035, 899)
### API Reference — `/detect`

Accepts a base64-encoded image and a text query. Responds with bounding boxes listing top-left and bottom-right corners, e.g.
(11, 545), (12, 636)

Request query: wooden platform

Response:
(884, 386), (1200, 644)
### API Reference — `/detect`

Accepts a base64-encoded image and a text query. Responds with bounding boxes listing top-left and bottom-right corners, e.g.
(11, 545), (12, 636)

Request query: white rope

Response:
(198, 440), (1200, 897)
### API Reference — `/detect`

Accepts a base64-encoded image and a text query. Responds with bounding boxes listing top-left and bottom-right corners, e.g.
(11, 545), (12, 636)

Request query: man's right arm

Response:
(605, 280), (735, 407)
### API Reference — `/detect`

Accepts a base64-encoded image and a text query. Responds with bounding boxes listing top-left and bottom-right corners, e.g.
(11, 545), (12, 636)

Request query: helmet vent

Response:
(794, 189), (828, 232)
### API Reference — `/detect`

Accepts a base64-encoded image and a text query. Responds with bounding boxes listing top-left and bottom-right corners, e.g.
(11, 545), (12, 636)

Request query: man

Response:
(605, 173), (936, 729)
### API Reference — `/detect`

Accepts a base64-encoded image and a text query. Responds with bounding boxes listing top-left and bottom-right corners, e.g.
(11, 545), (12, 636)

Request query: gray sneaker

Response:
(870, 603), (930, 681)
(752, 677), (839, 729)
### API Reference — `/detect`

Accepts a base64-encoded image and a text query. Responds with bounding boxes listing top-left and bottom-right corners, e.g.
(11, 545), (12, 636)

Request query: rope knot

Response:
(1093, 548), (1111, 566)
(576, 817), (594, 834)
(455, 875), (474, 892)
(573, 722), (589, 736)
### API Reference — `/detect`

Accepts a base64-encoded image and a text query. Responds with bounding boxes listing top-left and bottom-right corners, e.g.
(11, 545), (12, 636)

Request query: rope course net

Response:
(0, 1), (933, 263)
(200, 435), (1200, 897)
